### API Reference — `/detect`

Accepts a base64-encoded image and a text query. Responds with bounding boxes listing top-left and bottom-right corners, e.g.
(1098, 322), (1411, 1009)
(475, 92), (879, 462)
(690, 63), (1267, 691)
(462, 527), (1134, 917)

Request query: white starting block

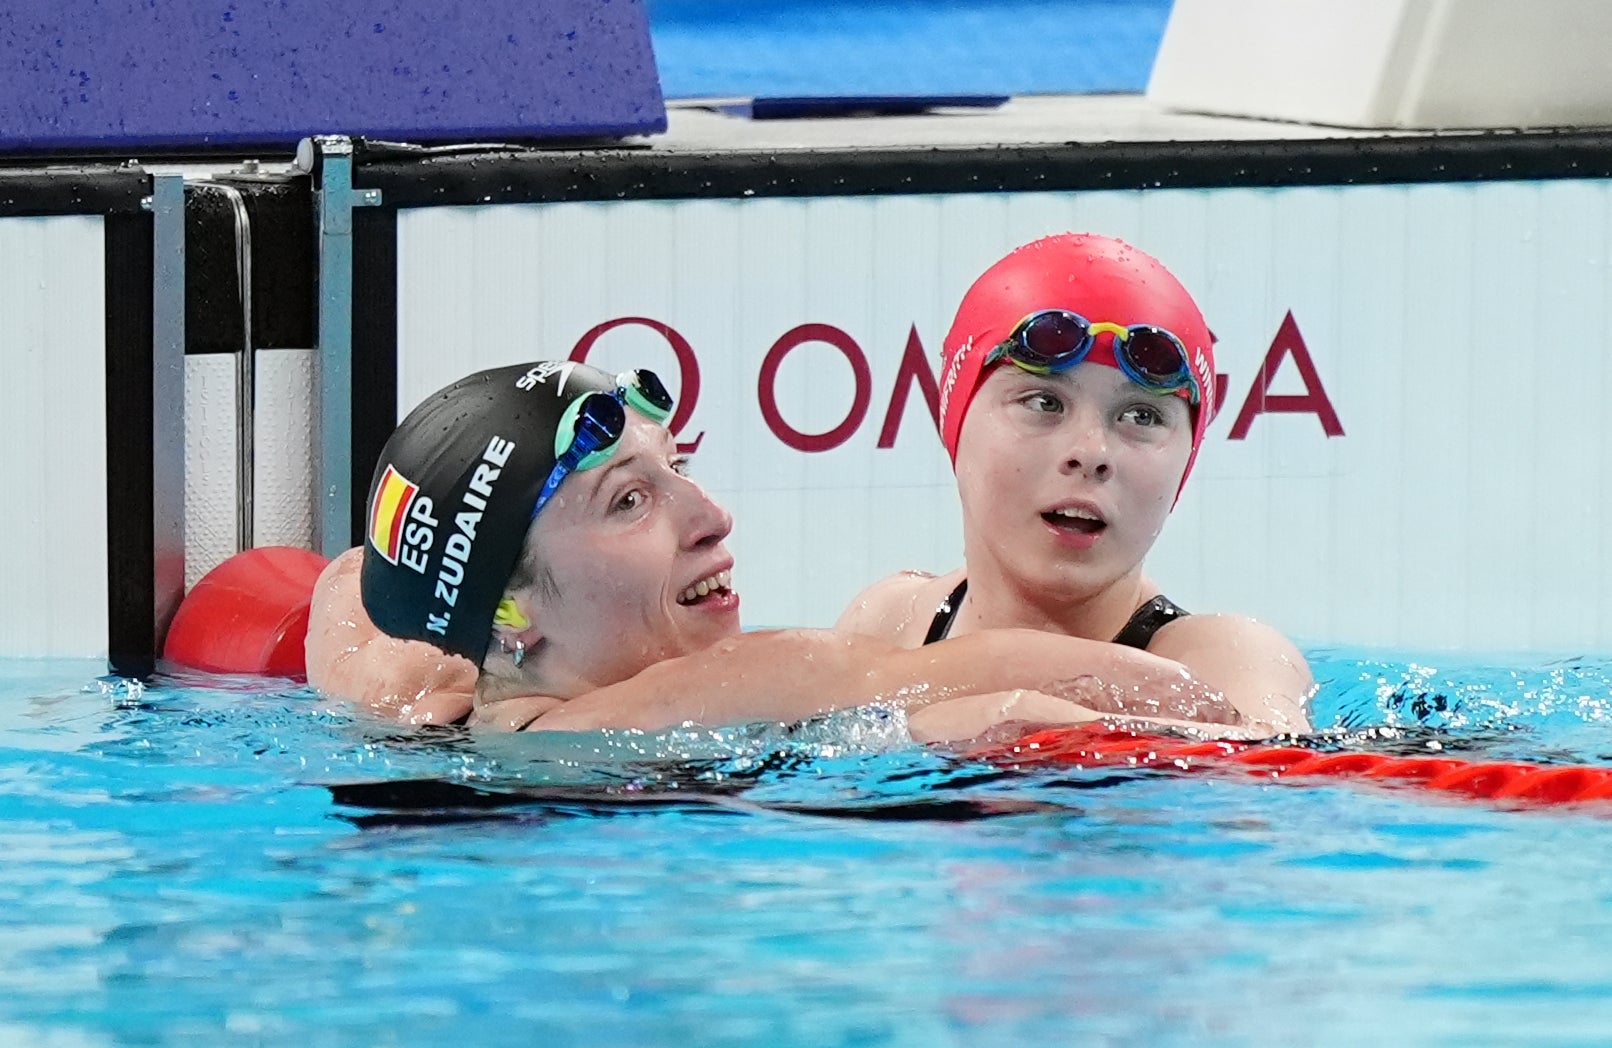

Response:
(1147, 0), (1612, 129)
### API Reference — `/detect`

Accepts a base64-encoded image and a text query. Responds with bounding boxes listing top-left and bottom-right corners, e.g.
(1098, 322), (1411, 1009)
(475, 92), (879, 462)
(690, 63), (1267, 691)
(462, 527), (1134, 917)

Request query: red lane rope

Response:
(970, 727), (1612, 808)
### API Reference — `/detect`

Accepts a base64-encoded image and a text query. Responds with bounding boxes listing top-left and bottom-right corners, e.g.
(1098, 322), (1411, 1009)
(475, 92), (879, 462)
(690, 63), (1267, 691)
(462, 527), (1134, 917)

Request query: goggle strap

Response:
(552, 396), (590, 461)
(571, 436), (614, 473)
(531, 467), (567, 519)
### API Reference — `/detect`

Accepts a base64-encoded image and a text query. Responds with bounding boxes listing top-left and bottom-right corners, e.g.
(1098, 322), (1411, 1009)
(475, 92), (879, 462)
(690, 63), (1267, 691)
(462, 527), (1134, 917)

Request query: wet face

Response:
(526, 414), (739, 690)
(953, 360), (1193, 604)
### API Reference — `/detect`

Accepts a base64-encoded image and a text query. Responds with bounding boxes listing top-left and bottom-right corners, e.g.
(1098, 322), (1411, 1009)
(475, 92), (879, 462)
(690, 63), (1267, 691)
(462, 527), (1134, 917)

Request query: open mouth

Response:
(677, 569), (734, 606)
(1042, 506), (1106, 536)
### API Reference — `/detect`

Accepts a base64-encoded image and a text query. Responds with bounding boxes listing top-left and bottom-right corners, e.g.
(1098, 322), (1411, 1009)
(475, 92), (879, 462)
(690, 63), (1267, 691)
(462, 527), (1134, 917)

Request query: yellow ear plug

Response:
(493, 597), (530, 629)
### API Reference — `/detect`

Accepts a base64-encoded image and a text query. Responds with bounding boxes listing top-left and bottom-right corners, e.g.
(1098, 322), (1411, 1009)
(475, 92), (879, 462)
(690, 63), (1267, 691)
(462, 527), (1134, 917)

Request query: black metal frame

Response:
(351, 128), (1612, 208)
(103, 210), (156, 675)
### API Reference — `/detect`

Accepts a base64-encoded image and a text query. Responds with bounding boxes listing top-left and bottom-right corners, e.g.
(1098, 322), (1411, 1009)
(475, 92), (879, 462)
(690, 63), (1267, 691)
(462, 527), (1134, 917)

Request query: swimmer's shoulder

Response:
(1145, 611), (1308, 671)
(304, 546), (370, 697)
(1146, 611), (1314, 732)
(314, 545), (364, 598)
(305, 545), (477, 726)
(835, 568), (965, 649)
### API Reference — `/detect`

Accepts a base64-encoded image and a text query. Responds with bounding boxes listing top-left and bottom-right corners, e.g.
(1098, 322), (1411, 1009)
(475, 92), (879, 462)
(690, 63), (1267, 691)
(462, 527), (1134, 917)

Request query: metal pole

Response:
(301, 135), (383, 556)
(192, 182), (256, 553)
(147, 173), (186, 650)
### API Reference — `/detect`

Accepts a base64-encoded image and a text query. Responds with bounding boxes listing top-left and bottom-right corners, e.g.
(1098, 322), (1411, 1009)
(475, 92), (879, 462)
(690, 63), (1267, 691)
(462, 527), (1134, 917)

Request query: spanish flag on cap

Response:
(368, 464), (419, 565)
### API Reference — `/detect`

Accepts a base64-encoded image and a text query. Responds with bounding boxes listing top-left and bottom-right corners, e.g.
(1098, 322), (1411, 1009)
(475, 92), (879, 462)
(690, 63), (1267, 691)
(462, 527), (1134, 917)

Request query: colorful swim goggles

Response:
(530, 368), (674, 519)
(984, 309), (1201, 405)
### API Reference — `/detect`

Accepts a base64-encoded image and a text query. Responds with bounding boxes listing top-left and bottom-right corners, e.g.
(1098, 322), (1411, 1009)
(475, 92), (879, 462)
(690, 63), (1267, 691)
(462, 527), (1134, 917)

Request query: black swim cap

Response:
(360, 361), (614, 664)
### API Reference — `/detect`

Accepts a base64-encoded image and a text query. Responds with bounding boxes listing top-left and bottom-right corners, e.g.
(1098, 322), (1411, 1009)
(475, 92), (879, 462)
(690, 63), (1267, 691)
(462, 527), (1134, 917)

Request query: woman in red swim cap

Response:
(840, 233), (1313, 732)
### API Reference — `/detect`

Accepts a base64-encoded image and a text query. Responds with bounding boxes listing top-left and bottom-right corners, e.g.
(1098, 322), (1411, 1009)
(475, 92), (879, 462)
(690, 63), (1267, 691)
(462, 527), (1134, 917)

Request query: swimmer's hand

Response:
(906, 690), (1102, 745)
(1041, 668), (1243, 727)
(469, 695), (567, 731)
(908, 690), (1277, 747)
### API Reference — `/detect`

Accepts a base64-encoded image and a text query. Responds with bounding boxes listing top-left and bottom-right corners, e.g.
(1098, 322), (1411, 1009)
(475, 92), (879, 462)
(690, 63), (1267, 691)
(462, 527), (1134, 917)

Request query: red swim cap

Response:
(938, 233), (1218, 499)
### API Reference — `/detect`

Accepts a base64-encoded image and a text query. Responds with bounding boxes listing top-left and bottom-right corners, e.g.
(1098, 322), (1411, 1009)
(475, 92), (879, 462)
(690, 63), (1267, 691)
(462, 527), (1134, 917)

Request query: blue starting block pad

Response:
(1, 0), (665, 152)
(646, 0), (1173, 100)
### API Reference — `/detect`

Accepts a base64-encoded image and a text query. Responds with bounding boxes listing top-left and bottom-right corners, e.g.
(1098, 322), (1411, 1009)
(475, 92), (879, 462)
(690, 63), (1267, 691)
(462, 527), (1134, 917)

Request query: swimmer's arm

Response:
(833, 577), (1242, 726)
(515, 630), (903, 732)
(516, 627), (1246, 736)
(304, 547), (478, 727)
(1146, 614), (1314, 734)
(877, 628), (1247, 730)
(510, 628), (1153, 733)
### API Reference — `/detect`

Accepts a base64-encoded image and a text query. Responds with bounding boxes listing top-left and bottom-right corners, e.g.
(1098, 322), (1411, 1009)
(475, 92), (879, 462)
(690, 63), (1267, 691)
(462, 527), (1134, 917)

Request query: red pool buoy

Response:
(163, 546), (331, 677)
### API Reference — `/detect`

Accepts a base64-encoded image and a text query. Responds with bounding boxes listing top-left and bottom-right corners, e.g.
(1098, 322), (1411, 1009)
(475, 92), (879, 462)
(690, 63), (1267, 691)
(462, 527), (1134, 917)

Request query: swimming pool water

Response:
(4, 650), (1612, 1047)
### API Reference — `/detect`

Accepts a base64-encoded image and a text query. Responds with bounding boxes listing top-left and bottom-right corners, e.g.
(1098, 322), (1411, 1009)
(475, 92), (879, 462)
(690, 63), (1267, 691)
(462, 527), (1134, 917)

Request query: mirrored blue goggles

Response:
(984, 309), (1200, 405)
(531, 369), (674, 519)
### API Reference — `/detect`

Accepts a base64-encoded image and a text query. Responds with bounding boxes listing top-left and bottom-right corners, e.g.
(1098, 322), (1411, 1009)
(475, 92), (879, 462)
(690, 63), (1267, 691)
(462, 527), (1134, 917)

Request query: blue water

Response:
(4, 649), (1612, 1046)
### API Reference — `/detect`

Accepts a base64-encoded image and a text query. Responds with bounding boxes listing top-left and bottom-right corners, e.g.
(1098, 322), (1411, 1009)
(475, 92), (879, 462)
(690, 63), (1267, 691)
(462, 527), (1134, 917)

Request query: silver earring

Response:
(512, 639), (526, 668)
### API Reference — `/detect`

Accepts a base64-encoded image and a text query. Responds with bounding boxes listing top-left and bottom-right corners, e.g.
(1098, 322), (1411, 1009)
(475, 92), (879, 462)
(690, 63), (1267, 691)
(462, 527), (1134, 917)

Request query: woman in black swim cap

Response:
(344, 359), (740, 714)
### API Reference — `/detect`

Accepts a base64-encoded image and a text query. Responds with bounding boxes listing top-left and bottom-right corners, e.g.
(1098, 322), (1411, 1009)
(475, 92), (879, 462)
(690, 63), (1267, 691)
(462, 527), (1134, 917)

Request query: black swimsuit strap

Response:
(923, 579), (969, 645)
(1110, 595), (1190, 650)
(922, 579), (1189, 650)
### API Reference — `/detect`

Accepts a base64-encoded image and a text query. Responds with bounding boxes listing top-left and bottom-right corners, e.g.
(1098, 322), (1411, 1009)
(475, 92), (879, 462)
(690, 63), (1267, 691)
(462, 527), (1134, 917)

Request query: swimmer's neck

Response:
(953, 569), (1158, 642)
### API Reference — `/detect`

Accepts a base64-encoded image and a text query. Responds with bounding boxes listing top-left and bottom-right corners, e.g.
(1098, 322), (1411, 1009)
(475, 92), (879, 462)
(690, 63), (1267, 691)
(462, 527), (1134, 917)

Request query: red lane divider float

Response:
(971, 727), (1612, 808)
(164, 547), (331, 677)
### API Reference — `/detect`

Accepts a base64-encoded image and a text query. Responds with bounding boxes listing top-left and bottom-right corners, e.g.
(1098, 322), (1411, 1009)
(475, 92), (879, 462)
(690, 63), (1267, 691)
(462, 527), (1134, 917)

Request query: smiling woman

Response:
(314, 359), (744, 719)
(305, 357), (1272, 738)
